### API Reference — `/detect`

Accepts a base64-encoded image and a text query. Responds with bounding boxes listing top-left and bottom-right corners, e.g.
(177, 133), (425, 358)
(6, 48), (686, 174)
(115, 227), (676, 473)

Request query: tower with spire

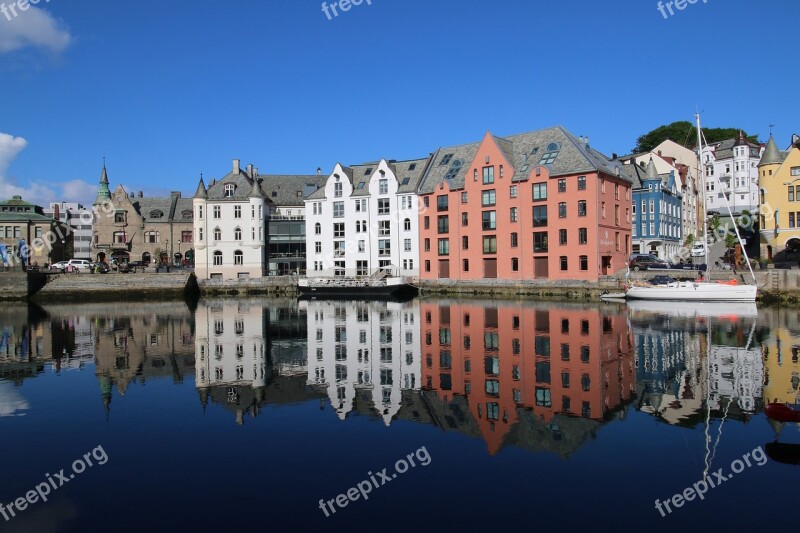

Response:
(94, 159), (112, 206)
(758, 132), (800, 261)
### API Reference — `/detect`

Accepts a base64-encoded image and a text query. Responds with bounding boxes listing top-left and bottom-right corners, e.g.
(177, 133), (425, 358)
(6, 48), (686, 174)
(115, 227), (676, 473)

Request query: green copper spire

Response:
(94, 158), (111, 205)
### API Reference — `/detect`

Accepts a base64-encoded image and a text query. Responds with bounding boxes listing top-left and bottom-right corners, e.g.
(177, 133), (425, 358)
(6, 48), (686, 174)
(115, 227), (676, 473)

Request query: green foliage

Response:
(633, 121), (759, 153)
(684, 234), (694, 246)
(724, 232), (737, 249)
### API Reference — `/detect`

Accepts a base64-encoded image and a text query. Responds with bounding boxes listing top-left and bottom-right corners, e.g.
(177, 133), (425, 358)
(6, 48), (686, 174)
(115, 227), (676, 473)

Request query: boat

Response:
(625, 113), (757, 303)
(297, 276), (417, 300)
(599, 291), (627, 301)
(764, 403), (800, 424)
(626, 299), (758, 318)
(765, 442), (800, 466)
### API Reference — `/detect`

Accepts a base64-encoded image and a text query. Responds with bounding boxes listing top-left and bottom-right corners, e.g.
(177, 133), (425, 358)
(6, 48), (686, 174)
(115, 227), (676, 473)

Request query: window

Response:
(314, 223), (321, 235)
(790, 212), (796, 228)
(358, 240), (365, 252)
(577, 176), (586, 190)
(461, 192), (468, 204)
(533, 232), (548, 252)
(481, 190), (496, 206)
(482, 236), (497, 254)
(234, 227), (242, 240)
(113, 231), (127, 243)
(198, 205), (203, 219)
(558, 202), (567, 218)
(315, 242), (321, 253)
(404, 238), (412, 252)
(333, 201), (344, 218)
(437, 195), (448, 211)
(181, 230), (193, 243)
(424, 238), (430, 252)
(510, 185), (517, 198)
(511, 258), (519, 271)
(437, 215), (449, 233)
(509, 207), (518, 222)
(790, 187), (795, 202)
(378, 239), (391, 256)
(234, 205), (241, 219)
(483, 166), (494, 184)
(533, 205), (547, 227)
(510, 232), (518, 248)
(558, 178), (566, 192)
(560, 256), (568, 271)
(379, 220), (391, 236)
(424, 216), (430, 230)
(224, 184), (235, 197)
(213, 251), (222, 266)
(333, 223), (345, 238)
(615, 183), (620, 200)
(333, 181), (342, 197)
(213, 227), (221, 241)
(198, 228), (203, 241)
(462, 236), (469, 250)
(233, 250), (243, 265)
(559, 229), (567, 245)
(532, 183), (547, 201)
(482, 211), (496, 230)
(539, 143), (559, 165)
(379, 179), (388, 195)
(463, 259), (469, 272)
(378, 198), (390, 214)
(578, 200), (587, 216)
(213, 206), (221, 219)
(404, 218), (411, 231)
(580, 255), (588, 270)
(792, 166), (800, 177)
(438, 238), (450, 256)
(601, 202), (606, 219)
(145, 231), (159, 243)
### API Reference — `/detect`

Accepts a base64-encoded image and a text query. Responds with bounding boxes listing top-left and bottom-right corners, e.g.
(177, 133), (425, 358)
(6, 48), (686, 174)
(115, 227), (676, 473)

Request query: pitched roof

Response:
(307, 157), (432, 201)
(260, 174), (327, 206)
(418, 126), (627, 194)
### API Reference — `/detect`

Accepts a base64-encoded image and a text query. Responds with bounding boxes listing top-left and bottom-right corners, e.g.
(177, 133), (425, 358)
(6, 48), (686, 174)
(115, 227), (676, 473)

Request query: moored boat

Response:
(297, 276), (417, 300)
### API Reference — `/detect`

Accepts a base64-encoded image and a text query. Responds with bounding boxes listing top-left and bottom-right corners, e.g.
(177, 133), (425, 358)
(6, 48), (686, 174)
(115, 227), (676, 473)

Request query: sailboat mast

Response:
(696, 113), (711, 273)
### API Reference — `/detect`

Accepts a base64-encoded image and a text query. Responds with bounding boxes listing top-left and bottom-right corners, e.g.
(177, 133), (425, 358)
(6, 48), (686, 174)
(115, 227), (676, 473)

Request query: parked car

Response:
(91, 261), (111, 274)
(629, 254), (670, 271)
(49, 261), (69, 272)
(119, 260), (147, 273)
(66, 259), (92, 272)
(690, 242), (707, 257)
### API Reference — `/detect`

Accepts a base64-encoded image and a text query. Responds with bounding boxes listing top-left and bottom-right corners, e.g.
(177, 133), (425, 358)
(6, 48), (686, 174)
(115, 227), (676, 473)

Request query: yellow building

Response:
(759, 134), (800, 262)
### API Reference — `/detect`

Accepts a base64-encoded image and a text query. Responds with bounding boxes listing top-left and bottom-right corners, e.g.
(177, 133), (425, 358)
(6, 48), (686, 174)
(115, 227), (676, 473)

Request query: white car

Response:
(49, 261), (69, 271)
(690, 243), (706, 257)
(66, 259), (92, 272)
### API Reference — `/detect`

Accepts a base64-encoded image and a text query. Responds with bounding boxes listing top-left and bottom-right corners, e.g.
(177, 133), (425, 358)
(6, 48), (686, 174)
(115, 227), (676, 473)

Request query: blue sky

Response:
(0, 0), (798, 205)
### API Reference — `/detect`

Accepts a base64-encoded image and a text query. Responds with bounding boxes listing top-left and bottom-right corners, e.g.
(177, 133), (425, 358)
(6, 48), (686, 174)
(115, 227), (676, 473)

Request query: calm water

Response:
(1, 297), (798, 532)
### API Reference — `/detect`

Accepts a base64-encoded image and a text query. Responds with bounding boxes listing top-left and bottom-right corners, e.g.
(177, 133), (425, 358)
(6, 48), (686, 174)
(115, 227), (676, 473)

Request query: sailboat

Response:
(625, 114), (758, 302)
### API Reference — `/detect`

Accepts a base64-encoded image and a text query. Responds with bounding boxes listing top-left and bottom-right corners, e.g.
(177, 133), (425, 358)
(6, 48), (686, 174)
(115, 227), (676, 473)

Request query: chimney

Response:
(171, 191), (181, 198)
(233, 159), (240, 174)
(247, 163), (253, 177)
(53, 204), (60, 220)
(129, 192), (134, 198)
(253, 166), (258, 178)
(317, 167), (321, 176)
(138, 191), (143, 198)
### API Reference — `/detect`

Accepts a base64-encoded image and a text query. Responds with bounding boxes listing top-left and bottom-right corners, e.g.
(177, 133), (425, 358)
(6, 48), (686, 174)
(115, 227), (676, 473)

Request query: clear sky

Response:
(0, 0), (798, 205)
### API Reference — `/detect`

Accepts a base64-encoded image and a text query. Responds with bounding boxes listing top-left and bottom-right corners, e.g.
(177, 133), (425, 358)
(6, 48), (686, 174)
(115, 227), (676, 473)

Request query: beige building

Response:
(91, 164), (194, 265)
(0, 196), (71, 267)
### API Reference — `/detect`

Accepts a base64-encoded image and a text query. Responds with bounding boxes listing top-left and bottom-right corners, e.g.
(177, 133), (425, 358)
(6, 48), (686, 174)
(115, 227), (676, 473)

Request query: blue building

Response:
(624, 158), (683, 261)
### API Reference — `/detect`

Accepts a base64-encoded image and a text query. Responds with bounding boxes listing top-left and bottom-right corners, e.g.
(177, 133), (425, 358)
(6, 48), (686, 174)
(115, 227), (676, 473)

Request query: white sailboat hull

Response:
(625, 281), (757, 302)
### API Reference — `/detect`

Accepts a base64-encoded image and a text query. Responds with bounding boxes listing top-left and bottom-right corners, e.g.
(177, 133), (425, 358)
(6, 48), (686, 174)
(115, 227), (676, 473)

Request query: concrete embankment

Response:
(6, 268), (800, 305)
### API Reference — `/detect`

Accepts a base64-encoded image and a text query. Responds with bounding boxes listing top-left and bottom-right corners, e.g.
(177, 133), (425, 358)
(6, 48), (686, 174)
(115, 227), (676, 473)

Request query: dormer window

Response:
(149, 209), (164, 219)
(224, 184), (236, 197)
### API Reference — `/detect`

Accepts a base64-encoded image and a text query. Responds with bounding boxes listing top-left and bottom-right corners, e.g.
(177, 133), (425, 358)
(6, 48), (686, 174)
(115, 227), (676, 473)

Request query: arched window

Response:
(234, 227), (242, 240)
(181, 209), (193, 220)
(404, 218), (411, 231)
(234, 250), (243, 265)
(315, 223), (321, 235)
(213, 227), (221, 241)
(224, 184), (236, 197)
(213, 251), (222, 266)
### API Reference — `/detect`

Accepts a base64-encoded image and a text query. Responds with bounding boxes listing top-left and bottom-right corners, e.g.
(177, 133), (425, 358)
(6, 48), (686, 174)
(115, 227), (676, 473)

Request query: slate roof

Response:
(260, 174), (327, 206)
(708, 136), (761, 160)
(620, 159), (675, 192)
(132, 195), (193, 224)
(418, 126), (627, 194)
(758, 135), (785, 166)
(0, 212), (58, 223)
(306, 157), (431, 200)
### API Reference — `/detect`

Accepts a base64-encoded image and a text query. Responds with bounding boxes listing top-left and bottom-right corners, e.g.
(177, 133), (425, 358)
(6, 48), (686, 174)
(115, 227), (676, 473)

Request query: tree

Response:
(633, 121), (759, 153)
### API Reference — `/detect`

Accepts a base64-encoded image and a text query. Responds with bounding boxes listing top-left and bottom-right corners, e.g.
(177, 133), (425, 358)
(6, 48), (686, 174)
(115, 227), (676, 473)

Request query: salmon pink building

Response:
(417, 127), (632, 281)
(420, 301), (635, 455)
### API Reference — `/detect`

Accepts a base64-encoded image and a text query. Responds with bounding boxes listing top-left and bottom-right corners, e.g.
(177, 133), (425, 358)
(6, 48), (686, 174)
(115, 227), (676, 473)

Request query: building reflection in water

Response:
(629, 301), (763, 426)
(93, 302), (195, 413)
(420, 302), (636, 455)
(304, 300), (421, 425)
(195, 298), (317, 425)
(760, 308), (800, 405)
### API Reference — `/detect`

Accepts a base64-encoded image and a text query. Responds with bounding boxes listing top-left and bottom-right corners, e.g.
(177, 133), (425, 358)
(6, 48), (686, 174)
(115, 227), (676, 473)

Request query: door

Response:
(483, 258), (497, 279)
(438, 259), (450, 279)
(534, 257), (548, 278)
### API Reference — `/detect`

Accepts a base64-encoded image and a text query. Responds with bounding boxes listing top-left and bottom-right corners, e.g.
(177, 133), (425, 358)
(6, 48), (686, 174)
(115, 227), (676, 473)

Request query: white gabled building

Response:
(304, 157), (430, 278)
(193, 159), (274, 280)
(700, 132), (764, 215)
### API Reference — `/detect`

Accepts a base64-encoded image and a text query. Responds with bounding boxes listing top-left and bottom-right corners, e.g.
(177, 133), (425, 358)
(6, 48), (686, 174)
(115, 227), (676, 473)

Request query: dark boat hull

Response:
(297, 284), (417, 301)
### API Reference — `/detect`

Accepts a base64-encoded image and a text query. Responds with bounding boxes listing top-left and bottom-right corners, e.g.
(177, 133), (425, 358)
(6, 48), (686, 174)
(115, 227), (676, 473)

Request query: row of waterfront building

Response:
(2, 124), (798, 279)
